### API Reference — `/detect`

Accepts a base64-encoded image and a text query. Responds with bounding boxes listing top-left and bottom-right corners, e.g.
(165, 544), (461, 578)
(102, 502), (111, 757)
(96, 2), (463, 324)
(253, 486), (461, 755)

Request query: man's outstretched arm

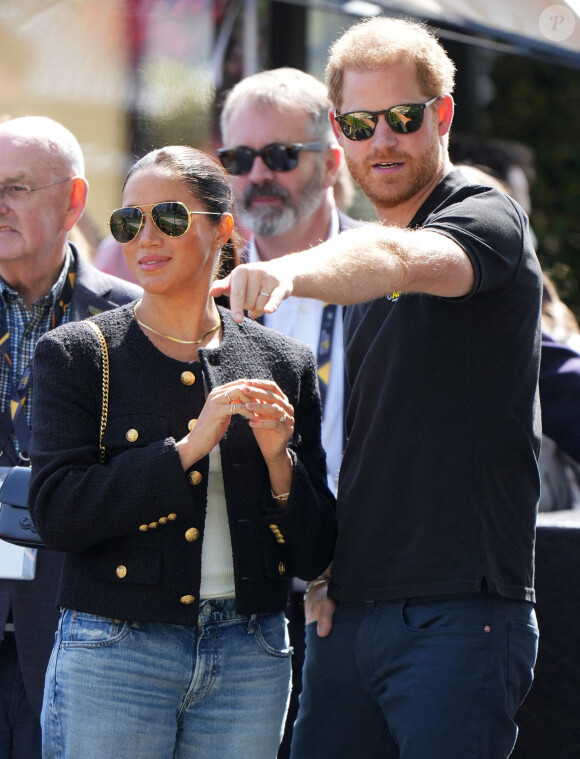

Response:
(210, 223), (474, 322)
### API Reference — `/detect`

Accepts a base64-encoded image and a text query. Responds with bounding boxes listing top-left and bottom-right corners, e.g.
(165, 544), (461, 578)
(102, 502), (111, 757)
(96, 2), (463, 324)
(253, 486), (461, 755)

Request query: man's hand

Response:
(304, 580), (336, 637)
(210, 261), (293, 323)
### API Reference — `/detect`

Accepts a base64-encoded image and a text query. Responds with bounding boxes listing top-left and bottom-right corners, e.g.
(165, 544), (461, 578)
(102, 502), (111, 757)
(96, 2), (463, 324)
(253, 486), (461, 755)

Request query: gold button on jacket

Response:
(116, 565), (127, 579)
(180, 595), (196, 605)
(185, 527), (200, 542)
(180, 371), (196, 386)
(125, 428), (139, 442)
(269, 524), (285, 543)
(188, 470), (202, 486)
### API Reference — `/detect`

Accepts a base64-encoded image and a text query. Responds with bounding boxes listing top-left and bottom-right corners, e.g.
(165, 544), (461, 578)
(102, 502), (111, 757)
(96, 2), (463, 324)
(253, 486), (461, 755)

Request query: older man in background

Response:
(0, 116), (141, 758)
(218, 68), (360, 757)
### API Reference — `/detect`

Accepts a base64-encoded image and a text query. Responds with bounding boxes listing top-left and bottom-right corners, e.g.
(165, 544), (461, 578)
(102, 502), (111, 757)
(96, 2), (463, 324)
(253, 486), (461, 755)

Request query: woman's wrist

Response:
(267, 449), (294, 501)
(176, 433), (206, 471)
(265, 447), (293, 470)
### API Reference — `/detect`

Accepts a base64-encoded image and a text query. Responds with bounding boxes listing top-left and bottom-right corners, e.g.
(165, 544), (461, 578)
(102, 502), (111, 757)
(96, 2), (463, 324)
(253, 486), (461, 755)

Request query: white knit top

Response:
(199, 444), (236, 599)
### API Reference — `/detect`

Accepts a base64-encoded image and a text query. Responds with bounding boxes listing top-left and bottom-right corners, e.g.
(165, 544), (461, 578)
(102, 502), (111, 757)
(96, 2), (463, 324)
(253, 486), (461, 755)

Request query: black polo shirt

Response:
(331, 170), (542, 604)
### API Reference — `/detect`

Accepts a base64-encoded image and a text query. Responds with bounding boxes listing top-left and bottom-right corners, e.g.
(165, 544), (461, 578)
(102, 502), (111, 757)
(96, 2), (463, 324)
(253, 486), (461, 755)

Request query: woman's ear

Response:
(218, 212), (234, 249)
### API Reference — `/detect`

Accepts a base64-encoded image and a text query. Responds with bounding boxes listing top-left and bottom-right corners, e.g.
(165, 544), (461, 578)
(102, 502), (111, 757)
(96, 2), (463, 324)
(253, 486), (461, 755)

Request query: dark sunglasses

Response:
(216, 141), (327, 175)
(334, 96), (440, 141)
(108, 201), (222, 244)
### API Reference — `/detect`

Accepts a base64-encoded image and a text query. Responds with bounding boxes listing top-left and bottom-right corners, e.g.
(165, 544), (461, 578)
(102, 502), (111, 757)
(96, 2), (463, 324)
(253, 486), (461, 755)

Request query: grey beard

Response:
(240, 203), (297, 236)
(240, 161), (325, 237)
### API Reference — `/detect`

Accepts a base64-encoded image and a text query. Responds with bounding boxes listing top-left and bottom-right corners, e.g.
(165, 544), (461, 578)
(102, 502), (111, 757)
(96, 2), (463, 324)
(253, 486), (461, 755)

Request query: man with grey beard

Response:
(218, 67), (359, 495)
(218, 67), (359, 759)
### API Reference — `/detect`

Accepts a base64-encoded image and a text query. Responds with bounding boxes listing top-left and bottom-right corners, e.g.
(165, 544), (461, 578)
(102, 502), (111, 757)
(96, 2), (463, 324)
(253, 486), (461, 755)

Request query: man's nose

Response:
(370, 117), (399, 148)
(247, 153), (276, 183)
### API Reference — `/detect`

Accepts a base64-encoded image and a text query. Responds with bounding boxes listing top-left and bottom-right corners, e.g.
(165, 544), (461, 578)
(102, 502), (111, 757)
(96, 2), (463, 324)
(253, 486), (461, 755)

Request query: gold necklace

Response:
(132, 304), (220, 345)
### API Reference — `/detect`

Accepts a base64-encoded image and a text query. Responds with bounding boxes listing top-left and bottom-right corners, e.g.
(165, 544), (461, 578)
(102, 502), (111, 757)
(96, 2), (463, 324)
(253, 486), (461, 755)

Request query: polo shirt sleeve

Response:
(423, 187), (530, 297)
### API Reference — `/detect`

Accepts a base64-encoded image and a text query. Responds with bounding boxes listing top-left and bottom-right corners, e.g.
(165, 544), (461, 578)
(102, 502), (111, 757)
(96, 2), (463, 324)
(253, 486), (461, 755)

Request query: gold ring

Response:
(226, 391), (232, 403)
(230, 403), (237, 415)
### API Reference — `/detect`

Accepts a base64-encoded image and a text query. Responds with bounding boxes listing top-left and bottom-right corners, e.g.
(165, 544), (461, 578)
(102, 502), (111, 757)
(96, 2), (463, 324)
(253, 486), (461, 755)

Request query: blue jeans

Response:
(290, 593), (538, 759)
(42, 600), (291, 759)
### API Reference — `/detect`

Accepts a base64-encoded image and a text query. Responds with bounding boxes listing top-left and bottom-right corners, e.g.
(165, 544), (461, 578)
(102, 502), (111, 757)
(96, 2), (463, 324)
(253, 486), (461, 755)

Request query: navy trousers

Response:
(290, 593), (538, 759)
(0, 635), (41, 759)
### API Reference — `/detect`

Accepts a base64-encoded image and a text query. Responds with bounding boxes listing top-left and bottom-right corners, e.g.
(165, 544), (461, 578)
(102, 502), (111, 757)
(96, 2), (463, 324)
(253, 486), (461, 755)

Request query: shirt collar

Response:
(0, 245), (73, 310)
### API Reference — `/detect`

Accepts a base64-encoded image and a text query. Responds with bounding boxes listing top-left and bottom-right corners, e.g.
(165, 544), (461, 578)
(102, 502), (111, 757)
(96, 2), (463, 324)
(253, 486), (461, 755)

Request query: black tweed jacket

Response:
(28, 305), (336, 625)
(1, 247), (142, 718)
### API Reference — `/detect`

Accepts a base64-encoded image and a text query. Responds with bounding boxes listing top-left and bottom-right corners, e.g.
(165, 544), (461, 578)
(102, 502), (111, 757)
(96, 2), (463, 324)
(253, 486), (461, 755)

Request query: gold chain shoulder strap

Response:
(85, 321), (109, 464)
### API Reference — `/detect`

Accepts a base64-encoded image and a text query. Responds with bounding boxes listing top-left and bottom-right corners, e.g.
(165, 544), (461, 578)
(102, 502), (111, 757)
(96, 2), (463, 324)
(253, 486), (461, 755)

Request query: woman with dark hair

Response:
(28, 146), (336, 759)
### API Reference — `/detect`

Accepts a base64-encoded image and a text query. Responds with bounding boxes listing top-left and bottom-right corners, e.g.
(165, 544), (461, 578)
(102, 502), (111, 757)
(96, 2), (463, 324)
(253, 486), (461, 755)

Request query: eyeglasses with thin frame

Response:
(334, 96), (440, 141)
(108, 201), (223, 244)
(0, 177), (73, 202)
(217, 141), (327, 175)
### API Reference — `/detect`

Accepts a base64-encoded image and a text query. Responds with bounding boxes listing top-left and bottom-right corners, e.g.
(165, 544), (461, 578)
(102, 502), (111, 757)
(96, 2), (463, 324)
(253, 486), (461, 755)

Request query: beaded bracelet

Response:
(271, 489), (290, 502)
(303, 579), (328, 598)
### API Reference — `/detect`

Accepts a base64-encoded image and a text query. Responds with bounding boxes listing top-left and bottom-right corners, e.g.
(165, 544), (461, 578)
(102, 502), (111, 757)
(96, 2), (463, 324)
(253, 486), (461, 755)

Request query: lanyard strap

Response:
(316, 303), (337, 414)
(0, 258), (76, 458)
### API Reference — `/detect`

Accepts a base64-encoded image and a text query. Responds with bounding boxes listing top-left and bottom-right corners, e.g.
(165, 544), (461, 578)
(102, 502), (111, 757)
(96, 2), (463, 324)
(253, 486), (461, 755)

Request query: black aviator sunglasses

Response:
(334, 96), (440, 141)
(108, 201), (222, 244)
(217, 141), (327, 175)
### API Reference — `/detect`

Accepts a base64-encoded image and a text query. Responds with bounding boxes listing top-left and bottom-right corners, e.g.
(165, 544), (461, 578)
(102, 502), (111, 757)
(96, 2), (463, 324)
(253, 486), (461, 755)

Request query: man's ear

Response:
(63, 177), (89, 232)
(329, 108), (345, 147)
(322, 144), (342, 190)
(436, 95), (454, 137)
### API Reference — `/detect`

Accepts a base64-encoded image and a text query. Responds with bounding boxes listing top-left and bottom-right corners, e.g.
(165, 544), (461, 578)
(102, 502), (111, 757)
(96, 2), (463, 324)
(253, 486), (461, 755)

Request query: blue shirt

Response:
(0, 248), (72, 456)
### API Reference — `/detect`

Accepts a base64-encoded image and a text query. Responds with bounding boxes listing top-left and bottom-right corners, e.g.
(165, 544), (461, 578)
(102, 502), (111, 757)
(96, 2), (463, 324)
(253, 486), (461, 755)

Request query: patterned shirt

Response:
(0, 248), (73, 457)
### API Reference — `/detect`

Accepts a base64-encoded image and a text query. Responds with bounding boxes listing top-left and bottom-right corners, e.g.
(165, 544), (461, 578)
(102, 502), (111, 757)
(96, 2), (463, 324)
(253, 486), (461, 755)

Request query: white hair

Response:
(0, 116), (85, 176)
(220, 67), (334, 145)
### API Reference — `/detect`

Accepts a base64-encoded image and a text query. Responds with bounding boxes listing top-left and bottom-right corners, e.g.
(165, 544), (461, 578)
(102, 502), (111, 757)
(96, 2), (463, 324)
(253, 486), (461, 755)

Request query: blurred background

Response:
(1, 0), (579, 312)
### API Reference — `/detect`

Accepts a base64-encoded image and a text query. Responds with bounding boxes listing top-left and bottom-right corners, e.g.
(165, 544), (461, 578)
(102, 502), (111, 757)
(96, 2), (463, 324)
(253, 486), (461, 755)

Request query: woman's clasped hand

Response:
(178, 378), (294, 468)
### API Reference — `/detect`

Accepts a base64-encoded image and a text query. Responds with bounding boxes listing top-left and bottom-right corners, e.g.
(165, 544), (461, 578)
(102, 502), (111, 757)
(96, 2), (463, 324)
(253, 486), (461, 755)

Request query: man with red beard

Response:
(212, 17), (542, 759)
